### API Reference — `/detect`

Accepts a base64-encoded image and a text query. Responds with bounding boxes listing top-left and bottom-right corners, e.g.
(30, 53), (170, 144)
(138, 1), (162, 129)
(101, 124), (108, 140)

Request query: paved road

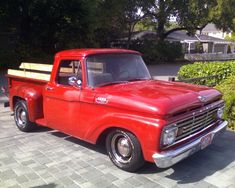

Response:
(148, 63), (189, 80)
(0, 97), (235, 188)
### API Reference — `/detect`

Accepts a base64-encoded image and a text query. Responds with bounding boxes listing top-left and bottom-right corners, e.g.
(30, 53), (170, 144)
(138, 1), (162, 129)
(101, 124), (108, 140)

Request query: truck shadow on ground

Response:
(138, 130), (235, 184)
(49, 131), (107, 155)
(47, 129), (235, 184)
(32, 183), (57, 188)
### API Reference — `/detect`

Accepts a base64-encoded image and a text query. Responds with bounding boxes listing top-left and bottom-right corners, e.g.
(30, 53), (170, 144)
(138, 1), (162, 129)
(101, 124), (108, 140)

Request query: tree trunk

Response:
(19, 0), (31, 43)
(156, 0), (166, 42)
(157, 19), (165, 42)
(126, 25), (132, 49)
(126, 21), (137, 49)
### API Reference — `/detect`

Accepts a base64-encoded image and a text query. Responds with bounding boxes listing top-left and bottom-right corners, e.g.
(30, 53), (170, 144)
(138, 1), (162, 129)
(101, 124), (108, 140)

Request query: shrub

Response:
(216, 76), (235, 130)
(0, 45), (53, 69)
(178, 61), (235, 86)
(129, 40), (183, 64)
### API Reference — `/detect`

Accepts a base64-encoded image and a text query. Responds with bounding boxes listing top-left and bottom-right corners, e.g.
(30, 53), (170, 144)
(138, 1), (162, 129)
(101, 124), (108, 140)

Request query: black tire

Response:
(14, 100), (34, 132)
(106, 129), (145, 172)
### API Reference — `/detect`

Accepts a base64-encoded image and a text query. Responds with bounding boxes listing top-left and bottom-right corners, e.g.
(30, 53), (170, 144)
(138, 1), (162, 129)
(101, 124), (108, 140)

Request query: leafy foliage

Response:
(212, 0), (235, 32)
(216, 76), (235, 130)
(141, 0), (219, 40)
(224, 32), (235, 42)
(129, 40), (183, 63)
(1, 0), (235, 68)
(178, 61), (235, 86)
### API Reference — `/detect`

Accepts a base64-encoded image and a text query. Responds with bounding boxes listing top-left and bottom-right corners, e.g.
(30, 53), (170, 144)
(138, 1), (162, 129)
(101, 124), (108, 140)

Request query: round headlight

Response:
(217, 108), (224, 119)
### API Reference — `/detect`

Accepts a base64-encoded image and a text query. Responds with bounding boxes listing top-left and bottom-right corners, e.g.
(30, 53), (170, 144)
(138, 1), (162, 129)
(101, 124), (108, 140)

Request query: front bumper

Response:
(152, 120), (228, 168)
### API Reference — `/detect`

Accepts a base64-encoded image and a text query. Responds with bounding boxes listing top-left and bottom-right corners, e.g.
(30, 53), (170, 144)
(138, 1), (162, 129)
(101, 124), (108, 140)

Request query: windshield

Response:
(86, 53), (151, 87)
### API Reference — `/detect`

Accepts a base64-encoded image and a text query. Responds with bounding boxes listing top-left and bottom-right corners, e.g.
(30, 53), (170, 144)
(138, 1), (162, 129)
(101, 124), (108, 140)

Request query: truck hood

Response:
(94, 80), (222, 117)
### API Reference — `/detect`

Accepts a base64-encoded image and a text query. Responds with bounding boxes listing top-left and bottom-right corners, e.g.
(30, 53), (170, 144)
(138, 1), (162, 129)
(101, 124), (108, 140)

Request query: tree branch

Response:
(163, 23), (209, 39)
(163, 27), (187, 38)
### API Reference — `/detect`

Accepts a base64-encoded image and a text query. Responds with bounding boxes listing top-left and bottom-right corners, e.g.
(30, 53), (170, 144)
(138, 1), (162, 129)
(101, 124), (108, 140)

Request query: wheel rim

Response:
(111, 133), (133, 164)
(16, 107), (27, 128)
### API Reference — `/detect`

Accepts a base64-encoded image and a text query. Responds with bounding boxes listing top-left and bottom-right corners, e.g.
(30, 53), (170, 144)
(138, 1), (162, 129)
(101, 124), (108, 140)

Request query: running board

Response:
(35, 118), (47, 126)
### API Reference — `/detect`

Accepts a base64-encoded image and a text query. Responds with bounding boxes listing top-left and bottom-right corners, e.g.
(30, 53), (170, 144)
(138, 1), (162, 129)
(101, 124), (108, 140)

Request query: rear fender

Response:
(12, 86), (43, 122)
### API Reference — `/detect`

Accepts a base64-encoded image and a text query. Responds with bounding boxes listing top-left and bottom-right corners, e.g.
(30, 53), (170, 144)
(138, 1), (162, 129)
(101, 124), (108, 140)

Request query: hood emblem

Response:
(198, 96), (207, 103)
(95, 97), (108, 104)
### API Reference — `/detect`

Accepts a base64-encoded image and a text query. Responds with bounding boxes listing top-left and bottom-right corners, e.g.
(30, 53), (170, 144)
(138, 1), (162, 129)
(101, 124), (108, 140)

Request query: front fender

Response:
(84, 113), (166, 162)
(12, 85), (43, 122)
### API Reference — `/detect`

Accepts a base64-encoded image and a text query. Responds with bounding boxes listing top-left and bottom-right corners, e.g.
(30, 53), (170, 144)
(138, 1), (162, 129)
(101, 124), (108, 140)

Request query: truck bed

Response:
(7, 62), (52, 81)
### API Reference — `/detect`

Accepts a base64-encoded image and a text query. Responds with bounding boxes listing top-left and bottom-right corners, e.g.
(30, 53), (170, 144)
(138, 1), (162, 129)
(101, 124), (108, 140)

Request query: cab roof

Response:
(55, 48), (140, 58)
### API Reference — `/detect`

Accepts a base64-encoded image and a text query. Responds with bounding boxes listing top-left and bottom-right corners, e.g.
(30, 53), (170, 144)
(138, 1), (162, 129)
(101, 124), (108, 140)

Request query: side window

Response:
(57, 60), (82, 85)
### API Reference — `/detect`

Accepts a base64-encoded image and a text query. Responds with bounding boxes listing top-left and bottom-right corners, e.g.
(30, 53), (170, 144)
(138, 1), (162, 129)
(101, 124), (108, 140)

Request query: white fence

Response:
(185, 53), (235, 61)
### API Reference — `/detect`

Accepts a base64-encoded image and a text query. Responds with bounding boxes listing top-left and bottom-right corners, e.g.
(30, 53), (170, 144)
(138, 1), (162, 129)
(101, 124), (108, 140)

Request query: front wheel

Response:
(14, 100), (35, 132)
(106, 129), (145, 172)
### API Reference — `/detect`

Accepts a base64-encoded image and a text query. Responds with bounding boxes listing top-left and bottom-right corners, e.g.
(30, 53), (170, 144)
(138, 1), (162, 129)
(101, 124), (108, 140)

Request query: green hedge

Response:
(130, 40), (183, 64)
(178, 61), (235, 86)
(216, 76), (235, 130)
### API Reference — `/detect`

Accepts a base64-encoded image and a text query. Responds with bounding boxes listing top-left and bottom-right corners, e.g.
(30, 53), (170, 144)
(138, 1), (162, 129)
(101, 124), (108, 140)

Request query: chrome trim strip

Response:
(153, 121), (228, 168)
(169, 100), (224, 124)
(163, 120), (219, 149)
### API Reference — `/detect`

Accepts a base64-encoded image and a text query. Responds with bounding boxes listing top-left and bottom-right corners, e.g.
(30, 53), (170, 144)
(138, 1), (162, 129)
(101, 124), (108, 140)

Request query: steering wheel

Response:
(118, 70), (130, 80)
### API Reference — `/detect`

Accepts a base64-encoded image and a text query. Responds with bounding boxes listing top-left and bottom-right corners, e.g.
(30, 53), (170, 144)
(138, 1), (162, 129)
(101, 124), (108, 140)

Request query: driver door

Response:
(44, 60), (82, 134)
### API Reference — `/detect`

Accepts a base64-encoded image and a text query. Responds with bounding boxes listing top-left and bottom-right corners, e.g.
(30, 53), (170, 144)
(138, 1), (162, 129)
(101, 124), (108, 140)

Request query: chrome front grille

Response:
(175, 105), (222, 141)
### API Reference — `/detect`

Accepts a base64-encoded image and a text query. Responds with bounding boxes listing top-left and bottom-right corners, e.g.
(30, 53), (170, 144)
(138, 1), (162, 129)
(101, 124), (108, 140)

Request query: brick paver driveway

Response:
(1, 96), (235, 188)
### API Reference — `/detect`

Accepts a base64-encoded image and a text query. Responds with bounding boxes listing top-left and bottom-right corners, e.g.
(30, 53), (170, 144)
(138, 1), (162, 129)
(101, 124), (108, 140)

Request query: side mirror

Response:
(68, 76), (82, 88)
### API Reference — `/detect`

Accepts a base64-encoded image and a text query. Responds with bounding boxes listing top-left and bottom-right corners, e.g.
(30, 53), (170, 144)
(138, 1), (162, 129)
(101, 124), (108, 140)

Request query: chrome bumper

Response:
(152, 121), (228, 168)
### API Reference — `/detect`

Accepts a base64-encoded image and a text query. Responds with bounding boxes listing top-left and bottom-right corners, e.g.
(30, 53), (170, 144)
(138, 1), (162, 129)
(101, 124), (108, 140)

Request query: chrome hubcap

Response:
(16, 107), (27, 127)
(117, 138), (131, 157)
(111, 133), (133, 164)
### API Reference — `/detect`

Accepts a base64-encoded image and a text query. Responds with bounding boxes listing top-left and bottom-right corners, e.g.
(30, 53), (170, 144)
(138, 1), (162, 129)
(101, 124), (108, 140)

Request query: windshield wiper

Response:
(97, 78), (149, 87)
(127, 78), (150, 82)
(97, 81), (128, 87)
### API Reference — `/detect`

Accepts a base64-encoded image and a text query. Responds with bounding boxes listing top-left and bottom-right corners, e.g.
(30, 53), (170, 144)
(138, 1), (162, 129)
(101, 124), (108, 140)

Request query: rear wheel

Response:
(106, 129), (145, 172)
(14, 100), (34, 132)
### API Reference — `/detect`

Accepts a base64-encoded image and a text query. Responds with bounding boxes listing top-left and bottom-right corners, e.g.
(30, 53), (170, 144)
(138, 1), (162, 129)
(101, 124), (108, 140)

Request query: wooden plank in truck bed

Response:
(19, 62), (53, 72)
(19, 62), (74, 73)
(7, 69), (50, 81)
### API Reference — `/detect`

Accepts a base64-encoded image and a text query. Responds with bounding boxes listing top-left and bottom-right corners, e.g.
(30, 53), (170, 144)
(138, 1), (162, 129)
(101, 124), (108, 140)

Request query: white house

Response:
(112, 29), (235, 61)
(199, 23), (232, 39)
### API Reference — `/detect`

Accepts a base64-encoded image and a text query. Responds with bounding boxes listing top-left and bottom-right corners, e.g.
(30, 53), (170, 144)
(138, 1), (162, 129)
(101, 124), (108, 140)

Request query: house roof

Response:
(167, 31), (198, 41)
(167, 30), (232, 44)
(202, 23), (220, 33)
(118, 30), (234, 44)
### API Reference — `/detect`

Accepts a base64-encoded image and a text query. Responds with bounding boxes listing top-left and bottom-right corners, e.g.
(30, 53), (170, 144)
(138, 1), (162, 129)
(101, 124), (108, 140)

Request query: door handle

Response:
(46, 86), (54, 91)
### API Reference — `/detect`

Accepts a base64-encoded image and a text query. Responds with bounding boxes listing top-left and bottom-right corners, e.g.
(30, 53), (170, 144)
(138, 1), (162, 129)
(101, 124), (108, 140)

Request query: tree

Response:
(225, 32), (235, 42)
(142, 0), (219, 41)
(94, 0), (151, 48)
(93, 0), (126, 47)
(212, 0), (235, 32)
(0, 0), (100, 55)
(121, 0), (149, 48)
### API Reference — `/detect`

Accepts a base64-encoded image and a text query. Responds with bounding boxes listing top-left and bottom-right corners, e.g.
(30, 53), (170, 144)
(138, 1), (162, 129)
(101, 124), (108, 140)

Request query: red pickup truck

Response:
(6, 49), (227, 172)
